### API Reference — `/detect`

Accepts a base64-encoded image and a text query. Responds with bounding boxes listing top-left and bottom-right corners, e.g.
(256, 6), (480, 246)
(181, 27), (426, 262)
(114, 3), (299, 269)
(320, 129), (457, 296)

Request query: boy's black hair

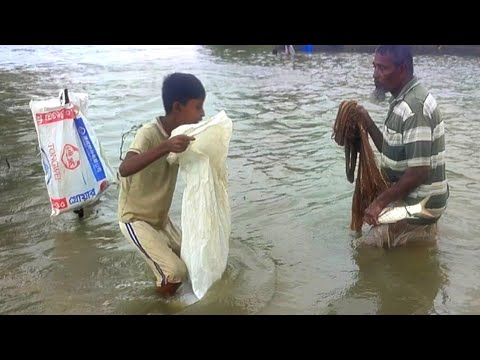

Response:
(162, 73), (206, 114)
(375, 45), (414, 76)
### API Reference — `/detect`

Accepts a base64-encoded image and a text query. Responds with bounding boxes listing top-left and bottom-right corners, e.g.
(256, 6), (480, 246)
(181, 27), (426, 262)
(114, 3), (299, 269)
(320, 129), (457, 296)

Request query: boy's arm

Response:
(118, 134), (195, 177)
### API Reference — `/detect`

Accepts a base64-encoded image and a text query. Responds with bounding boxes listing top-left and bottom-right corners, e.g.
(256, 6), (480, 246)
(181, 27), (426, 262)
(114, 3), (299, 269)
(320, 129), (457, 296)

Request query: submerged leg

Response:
(156, 282), (182, 297)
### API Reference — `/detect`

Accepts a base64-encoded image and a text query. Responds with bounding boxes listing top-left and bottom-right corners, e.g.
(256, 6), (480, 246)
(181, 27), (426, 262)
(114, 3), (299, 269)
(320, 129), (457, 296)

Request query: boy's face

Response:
(175, 97), (205, 125)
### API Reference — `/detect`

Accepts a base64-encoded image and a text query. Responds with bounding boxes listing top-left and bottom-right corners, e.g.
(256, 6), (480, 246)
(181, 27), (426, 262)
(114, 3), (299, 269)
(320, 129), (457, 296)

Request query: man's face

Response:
(372, 51), (403, 94)
(177, 97), (205, 125)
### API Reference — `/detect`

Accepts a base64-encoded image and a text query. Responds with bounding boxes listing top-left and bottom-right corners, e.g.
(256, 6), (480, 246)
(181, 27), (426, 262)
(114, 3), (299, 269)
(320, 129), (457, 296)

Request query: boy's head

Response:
(162, 72), (206, 125)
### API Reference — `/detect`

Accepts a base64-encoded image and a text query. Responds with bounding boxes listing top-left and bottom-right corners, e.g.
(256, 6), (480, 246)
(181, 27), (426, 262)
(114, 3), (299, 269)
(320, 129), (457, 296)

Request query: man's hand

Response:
(354, 104), (383, 152)
(167, 135), (195, 153)
(363, 199), (385, 226)
(355, 105), (372, 127)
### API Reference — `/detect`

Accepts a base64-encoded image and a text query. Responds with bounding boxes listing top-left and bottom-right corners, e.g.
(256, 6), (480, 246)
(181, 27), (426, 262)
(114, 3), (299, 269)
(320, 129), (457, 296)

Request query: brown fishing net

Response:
(332, 100), (389, 232)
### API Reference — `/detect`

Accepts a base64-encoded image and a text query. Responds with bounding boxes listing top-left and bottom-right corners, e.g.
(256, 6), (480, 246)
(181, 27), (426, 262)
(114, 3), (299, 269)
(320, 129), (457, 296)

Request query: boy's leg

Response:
(119, 221), (187, 296)
(163, 217), (182, 256)
(159, 218), (186, 297)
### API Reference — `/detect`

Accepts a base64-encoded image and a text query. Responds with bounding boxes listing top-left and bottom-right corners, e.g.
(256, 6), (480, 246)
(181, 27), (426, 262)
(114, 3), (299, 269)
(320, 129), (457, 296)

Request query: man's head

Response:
(372, 45), (414, 97)
(162, 73), (206, 125)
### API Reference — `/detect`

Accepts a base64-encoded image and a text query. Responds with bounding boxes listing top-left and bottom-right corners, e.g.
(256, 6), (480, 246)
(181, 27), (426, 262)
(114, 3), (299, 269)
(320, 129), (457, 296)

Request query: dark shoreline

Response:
(292, 45), (480, 56)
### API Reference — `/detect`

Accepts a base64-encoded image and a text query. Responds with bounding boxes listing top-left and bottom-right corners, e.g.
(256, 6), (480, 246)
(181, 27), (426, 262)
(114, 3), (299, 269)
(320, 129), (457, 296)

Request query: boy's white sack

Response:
(29, 91), (116, 216)
(167, 110), (232, 299)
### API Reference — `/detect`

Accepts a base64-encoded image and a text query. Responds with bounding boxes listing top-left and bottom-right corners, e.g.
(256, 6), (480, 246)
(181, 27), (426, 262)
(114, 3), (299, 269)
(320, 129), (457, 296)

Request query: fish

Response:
(377, 195), (435, 224)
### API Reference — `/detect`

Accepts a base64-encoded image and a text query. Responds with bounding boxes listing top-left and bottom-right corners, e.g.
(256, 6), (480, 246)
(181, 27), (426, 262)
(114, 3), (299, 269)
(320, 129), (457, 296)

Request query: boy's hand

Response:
(167, 135), (195, 153)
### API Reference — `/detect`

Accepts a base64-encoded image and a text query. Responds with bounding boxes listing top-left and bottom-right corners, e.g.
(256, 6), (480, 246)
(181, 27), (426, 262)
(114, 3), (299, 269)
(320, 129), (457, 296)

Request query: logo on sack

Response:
(36, 108), (76, 126)
(51, 197), (68, 210)
(40, 148), (52, 184)
(47, 143), (61, 180)
(69, 188), (96, 205)
(61, 144), (80, 170)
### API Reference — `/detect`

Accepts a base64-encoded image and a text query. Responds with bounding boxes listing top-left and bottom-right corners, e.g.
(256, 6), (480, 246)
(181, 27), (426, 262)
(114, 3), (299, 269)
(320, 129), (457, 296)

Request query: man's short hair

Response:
(375, 45), (414, 75)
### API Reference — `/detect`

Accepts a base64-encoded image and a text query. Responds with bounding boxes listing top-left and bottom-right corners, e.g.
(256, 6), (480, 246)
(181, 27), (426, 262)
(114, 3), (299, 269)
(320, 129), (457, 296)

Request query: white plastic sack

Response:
(167, 110), (233, 299)
(29, 91), (116, 216)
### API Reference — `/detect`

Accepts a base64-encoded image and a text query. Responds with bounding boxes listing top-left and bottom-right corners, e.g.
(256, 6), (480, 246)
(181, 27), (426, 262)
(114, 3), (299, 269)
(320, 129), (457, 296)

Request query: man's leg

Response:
(355, 224), (389, 248)
(388, 222), (438, 247)
(356, 221), (438, 249)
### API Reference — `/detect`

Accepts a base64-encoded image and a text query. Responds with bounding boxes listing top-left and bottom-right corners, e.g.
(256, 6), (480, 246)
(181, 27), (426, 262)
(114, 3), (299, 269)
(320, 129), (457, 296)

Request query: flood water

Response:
(0, 45), (479, 314)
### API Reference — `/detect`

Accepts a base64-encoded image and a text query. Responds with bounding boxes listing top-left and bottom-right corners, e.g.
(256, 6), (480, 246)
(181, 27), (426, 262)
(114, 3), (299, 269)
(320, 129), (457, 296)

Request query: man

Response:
(272, 45), (295, 55)
(356, 45), (449, 247)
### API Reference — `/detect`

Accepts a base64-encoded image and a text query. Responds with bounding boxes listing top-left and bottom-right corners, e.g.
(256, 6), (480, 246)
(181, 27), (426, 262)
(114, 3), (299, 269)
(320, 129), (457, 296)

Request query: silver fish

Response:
(377, 195), (435, 224)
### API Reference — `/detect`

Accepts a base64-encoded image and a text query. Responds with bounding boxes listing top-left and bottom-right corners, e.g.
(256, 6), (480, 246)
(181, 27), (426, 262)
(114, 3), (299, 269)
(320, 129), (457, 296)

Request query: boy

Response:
(118, 72), (205, 296)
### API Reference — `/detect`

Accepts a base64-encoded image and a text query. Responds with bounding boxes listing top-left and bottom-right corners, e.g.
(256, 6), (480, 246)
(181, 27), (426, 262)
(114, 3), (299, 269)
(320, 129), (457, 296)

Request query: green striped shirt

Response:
(381, 77), (449, 224)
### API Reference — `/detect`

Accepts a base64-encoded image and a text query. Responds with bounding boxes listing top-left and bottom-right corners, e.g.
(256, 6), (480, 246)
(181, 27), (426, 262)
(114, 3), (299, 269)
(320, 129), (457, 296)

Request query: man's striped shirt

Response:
(381, 77), (449, 223)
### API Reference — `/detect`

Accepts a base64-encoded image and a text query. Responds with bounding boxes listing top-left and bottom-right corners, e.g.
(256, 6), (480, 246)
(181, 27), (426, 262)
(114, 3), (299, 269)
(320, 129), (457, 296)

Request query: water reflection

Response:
(0, 46), (479, 315)
(327, 246), (447, 315)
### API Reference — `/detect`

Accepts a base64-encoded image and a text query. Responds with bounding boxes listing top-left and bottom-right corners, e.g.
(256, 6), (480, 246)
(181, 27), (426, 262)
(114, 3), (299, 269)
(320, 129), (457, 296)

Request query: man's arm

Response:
(363, 166), (430, 225)
(118, 134), (194, 177)
(356, 105), (383, 152)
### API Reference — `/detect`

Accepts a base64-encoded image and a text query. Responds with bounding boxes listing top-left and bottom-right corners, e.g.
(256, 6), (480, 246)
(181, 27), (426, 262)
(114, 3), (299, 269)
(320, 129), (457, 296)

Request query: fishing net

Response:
(332, 100), (389, 231)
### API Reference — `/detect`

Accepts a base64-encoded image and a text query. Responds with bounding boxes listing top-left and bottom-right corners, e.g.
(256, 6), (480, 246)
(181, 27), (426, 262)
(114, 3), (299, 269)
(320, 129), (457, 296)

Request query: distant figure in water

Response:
(272, 45), (295, 56)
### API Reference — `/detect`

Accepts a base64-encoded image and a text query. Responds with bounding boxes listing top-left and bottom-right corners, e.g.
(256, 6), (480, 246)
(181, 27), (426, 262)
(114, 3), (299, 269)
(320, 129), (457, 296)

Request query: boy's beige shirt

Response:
(118, 118), (178, 229)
